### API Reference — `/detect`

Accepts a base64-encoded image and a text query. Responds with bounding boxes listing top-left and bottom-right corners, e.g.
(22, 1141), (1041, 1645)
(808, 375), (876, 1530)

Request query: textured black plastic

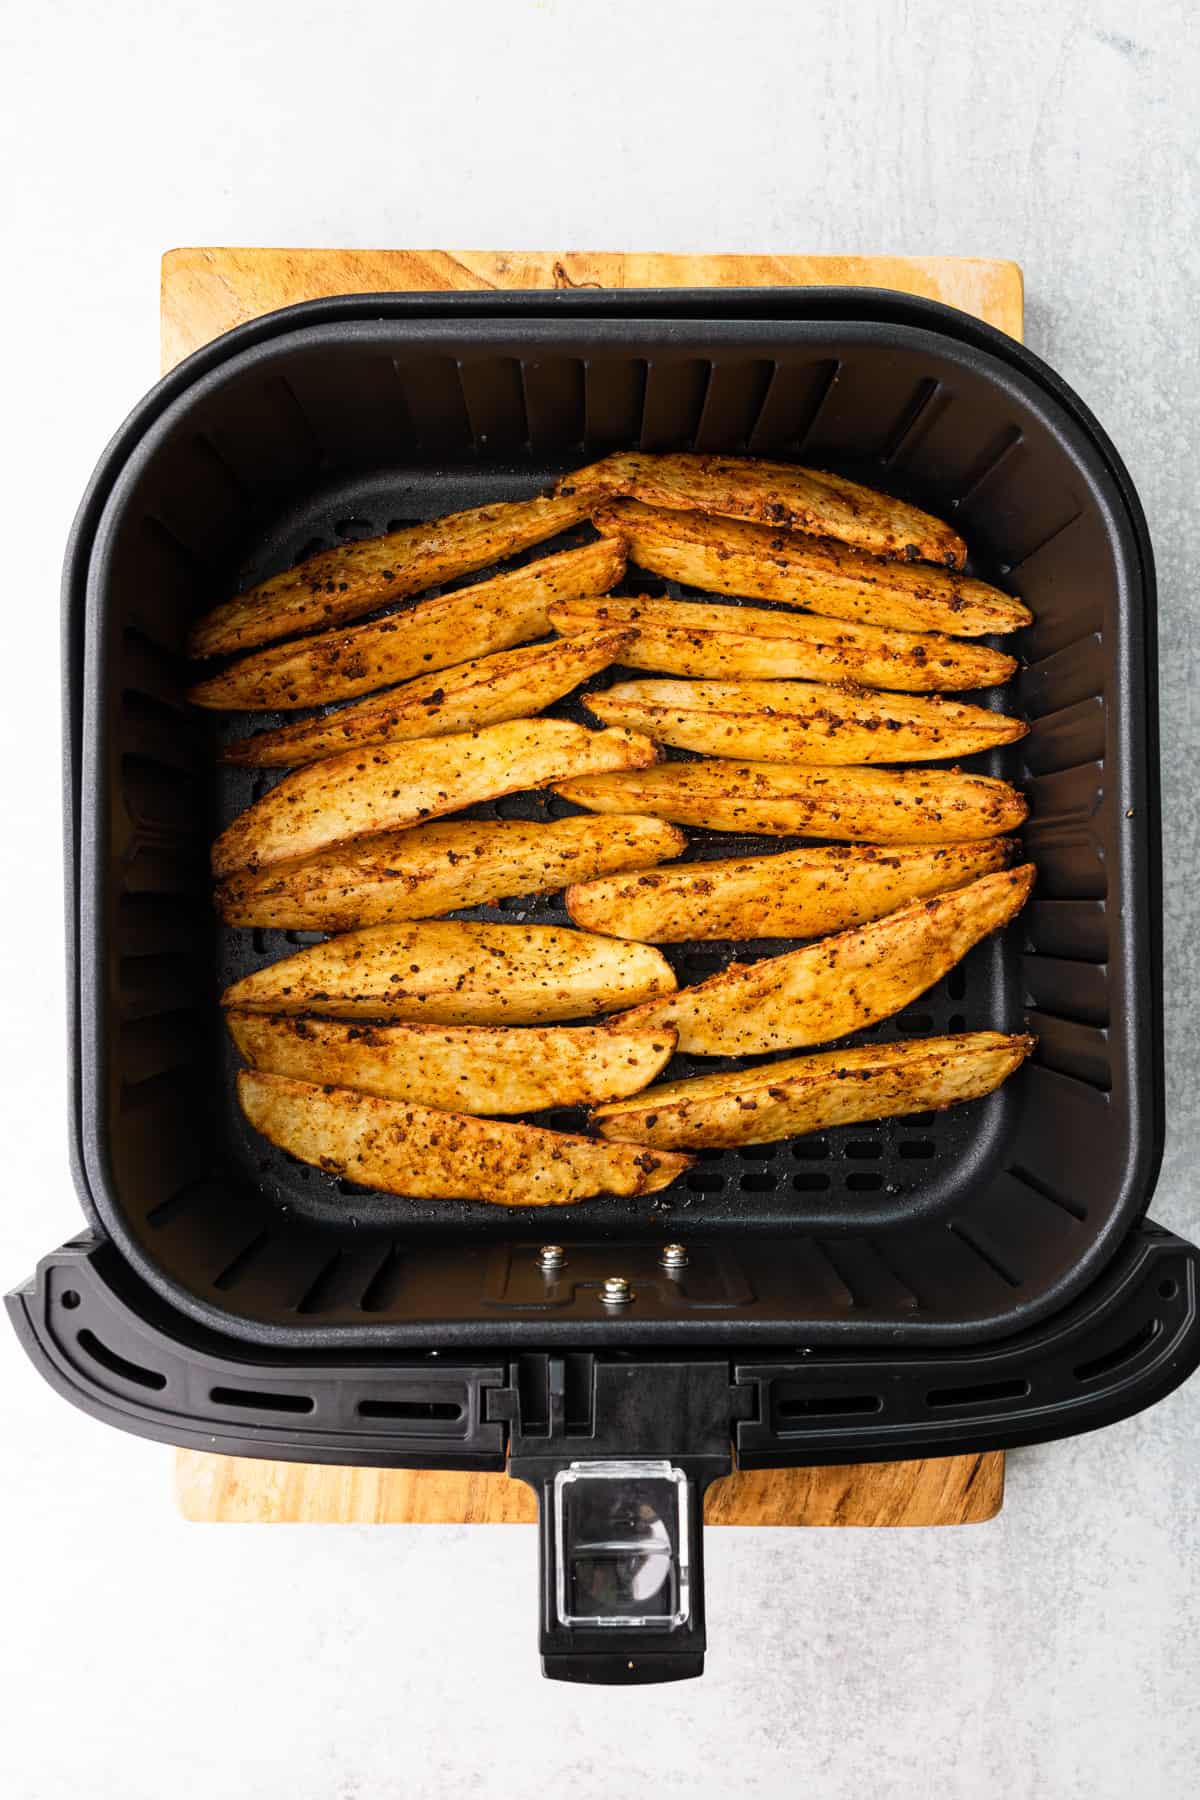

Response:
(8, 1222), (1196, 1469)
(66, 296), (1163, 1348)
(505, 1358), (732, 1682)
(15, 1218), (1193, 1687)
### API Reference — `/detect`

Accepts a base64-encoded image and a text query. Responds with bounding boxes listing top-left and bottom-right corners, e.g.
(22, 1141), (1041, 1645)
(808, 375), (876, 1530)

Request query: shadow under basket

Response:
(75, 307), (1162, 1348)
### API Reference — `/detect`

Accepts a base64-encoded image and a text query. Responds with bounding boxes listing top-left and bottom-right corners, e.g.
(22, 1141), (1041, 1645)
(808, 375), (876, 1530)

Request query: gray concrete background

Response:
(1, 1), (1197, 1793)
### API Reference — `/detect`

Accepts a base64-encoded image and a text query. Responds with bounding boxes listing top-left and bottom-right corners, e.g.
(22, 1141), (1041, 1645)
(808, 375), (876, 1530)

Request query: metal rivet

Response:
(601, 1275), (633, 1304)
(660, 1243), (688, 1269)
(537, 1244), (566, 1271)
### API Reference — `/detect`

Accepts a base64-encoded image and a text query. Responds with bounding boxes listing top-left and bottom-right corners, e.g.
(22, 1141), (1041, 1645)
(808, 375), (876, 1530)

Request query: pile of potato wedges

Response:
(191, 453), (1036, 1207)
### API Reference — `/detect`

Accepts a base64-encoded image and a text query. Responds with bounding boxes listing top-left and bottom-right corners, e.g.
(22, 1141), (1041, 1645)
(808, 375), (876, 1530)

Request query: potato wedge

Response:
(189, 537), (625, 711)
(566, 839), (1017, 943)
(227, 1013), (678, 1114)
(240, 1071), (691, 1205)
(617, 865), (1034, 1055)
(594, 502), (1030, 637)
(189, 492), (592, 659)
(212, 719), (660, 877)
(555, 758), (1027, 842)
(592, 1032), (1036, 1149)
(221, 920), (677, 1023)
(217, 814), (688, 931)
(223, 629), (635, 768)
(585, 679), (1027, 765)
(548, 594), (1017, 692)
(558, 451), (967, 566)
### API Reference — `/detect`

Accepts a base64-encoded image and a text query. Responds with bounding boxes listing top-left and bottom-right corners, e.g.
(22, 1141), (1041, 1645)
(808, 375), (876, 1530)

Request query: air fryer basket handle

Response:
(503, 1355), (734, 1683)
(524, 1460), (713, 1684)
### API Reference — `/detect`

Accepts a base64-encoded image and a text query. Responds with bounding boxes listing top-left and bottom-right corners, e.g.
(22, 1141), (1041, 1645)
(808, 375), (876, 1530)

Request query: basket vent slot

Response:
(209, 1385), (314, 1414)
(791, 1138), (830, 1161)
(357, 1398), (463, 1421)
(77, 1330), (167, 1391)
(776, 1392), (882, 1420)
(1073, 1319), (1160, 1384)
(926, 1376), (1030, 1409)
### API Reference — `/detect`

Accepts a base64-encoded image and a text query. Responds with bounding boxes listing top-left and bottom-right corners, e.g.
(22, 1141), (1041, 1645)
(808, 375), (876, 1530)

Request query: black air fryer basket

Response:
(11, 287), (1199, 1683)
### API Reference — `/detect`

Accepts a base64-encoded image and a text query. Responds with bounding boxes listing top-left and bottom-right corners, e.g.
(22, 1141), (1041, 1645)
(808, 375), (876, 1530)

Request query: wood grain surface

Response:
(161, 247), (1023, 371)
(176, 1449), (1005, 1527)
(166, 244), (1018, 1530)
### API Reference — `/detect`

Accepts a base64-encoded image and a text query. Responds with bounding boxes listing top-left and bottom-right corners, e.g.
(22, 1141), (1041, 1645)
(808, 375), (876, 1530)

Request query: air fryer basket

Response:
(13, 283), (1192, 1684)
(76, 311), (1160, 1348)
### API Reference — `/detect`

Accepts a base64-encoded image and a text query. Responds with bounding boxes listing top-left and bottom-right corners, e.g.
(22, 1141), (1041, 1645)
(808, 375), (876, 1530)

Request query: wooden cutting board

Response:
(169, 247), (1020, 1530)
(161, 248), (1022, 371)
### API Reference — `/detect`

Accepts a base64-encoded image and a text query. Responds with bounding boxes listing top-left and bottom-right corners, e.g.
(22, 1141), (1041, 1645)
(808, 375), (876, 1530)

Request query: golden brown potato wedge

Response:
(221, 920), (677, 1023)
(189, 537), (625, 711)
(558, 451), (967, 566)
(240, 1071), (691, 1204)
(548, 594), (1018, 692)
(617, 865), (1034, 1056)
(555, 758), (1027, 843)
(223, 629), (635, 768)
(584, 679), (1027, 765)
(592, 1032), (1036, 1149)
(189, 493), (592, 659)
(227, 1012), (678, 1114)
(593, 502), (1030, 638)
(212, 719), (660, 877)
(217, 814), (688, 932)
(566, 838), (1017, 942)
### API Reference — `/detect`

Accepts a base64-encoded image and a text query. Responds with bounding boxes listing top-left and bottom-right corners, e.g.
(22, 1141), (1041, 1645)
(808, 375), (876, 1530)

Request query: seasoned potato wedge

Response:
(617, 865), (1034, 1055)
(212, 719), (660, 877)
(190, 537), (625, 711)
(223, 630), (635, 767)
(566, 838), (1016, 942)
(227, 1013), (678, 1114)
(548, 594), (1018, 692)
(189, 492), (592, 659)
(217, 814), (688, 931)
(593, 1032), (1036, 1149)
(585, 678), (1027, 765)
(558, 451), (967, 566)
(556, 758), (1027, 842)
(221, 920), (677, 1023)
(240, 1071), (691, 1204)
(593, 502), (1030, 637)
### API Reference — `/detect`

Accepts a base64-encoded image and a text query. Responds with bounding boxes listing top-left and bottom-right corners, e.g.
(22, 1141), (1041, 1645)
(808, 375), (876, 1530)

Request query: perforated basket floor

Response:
(207, 478), (1018, 1251)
